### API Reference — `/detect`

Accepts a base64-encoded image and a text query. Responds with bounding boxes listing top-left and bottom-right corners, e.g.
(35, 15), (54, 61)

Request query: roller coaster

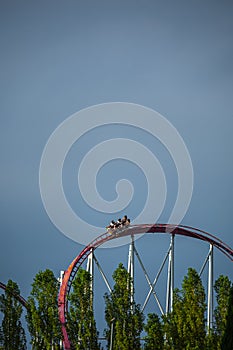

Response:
(0, 281), (28, 309)
(58, 223), (233, 350)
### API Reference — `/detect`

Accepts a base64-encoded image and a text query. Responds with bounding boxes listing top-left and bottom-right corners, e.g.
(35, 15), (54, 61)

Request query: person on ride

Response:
(115, 218), (122, 228)
(106, 220), (115, 230)
(121, 215), (128, 226)
(110, 220), (115, 229)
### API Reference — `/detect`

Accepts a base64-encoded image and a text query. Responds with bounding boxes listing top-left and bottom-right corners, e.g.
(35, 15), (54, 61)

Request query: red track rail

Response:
(58, 223), (233, 349)
(0, 281), (28, 309)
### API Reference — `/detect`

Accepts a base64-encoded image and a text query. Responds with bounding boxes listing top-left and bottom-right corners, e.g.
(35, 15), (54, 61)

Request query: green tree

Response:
(67, 268), (100, 350)
(0, 326), (3, 349)
(213, 275), (231, 349)
(164, 268), (206, 350)
(221, 285), (233, 350)
(26, 269), (61, 349)
(163, 289), (184, 350)
(144, 313), (164, 350)
(0, 279), (27, 350)
(104, 263), (144, 350)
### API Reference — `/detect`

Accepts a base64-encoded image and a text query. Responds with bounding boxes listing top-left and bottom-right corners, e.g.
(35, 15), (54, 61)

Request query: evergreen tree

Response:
(182, 268), (206, 348)
(164, 268), (206, 350)
(104, 263), (144, 350)
(26, 269), (61, 349)
(144, 313), (164, 350)
(213, 275), (231, 349)
(0, 325), (3, 348)
(0, 279), (27, 350)
(163, 289), (184, 350)
(221, 285), (233, 350)
(67, 268), (100, 350)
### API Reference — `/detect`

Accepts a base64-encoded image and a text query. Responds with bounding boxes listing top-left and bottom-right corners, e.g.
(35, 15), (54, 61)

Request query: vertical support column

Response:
(166, 251), (171, 315)
(58, 271), (65, 349)
(207, 244), (213, 333)
(127, 235), (135, 306)
(170, 234), (175, 311)
(109, 318), (115, 350)
(166, 234), (175, 314)
(58, 271), (65, 285)
(86, 248), (94, 305)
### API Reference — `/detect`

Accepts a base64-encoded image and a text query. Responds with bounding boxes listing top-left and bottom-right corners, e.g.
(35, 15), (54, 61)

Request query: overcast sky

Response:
(0, 0), (233, 343)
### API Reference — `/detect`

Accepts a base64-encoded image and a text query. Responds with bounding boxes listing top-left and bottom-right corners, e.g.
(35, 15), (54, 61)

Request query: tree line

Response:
(0, 265), (232, 350)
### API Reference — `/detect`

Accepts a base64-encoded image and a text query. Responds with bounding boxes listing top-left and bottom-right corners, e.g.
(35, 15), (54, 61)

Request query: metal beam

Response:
(207, 244), (213, 332)
(166, 234), (175, 314)
(86, 248), (94, 305)
(127, 235), (135, 306)
(171, 234), (174, 311)
(199, 249), (211, 277)
(93, 255), (112, 293)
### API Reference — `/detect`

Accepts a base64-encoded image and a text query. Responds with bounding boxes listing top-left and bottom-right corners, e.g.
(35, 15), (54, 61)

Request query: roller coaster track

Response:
(58, 223), (233, 349)
(0, 281), (28, 309)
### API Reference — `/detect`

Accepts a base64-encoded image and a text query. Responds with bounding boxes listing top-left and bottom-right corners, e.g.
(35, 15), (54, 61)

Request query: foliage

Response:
(164, 268), (206, 350)
(26, 269), (61, 349)
(67, 268), (100, 350)
(0, 279), (27, 350)
(213, 275), (231, 349)
(104, 263), (144, 350)
(0, 326), (3, 348)
(221, 285), (233, 350)
(144, 313), (164, 350)
(1, 263), (233, 350)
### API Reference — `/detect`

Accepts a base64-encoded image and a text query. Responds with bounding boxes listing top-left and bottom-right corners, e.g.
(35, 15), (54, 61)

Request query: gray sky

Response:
(0, 0), (233, 342)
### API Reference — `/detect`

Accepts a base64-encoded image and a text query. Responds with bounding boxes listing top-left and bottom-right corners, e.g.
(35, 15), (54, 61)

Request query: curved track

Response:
(58, 223), (233, 349)
(0, 281), (28, 309)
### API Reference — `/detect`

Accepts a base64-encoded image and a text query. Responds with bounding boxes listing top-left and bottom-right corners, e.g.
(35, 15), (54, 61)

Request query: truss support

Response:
(134, 246), (164, 315)
(142, 246), (170, 313)
(166, 234), (175, 314)
(199, 249), (211, 277)
(93, 255), (112, 293)
(127, 235), (135, 306)
(207, 244), (214, 332)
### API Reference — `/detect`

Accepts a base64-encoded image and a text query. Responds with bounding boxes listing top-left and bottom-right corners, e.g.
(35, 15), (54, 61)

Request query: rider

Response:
(106, 220), (115, 229)
(110, 220), (115, 228)
(121, 215), (127, 225)
(107, 216), (130, 230)
(115, 218), (122, 228)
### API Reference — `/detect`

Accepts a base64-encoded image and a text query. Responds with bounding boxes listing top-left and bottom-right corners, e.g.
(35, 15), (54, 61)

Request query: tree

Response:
(164, 268), (206, 349)
(221, 285), (233, 350)
(26, 269), (61, 349)
(213, 275), (231, 349)
(0, 326), (3, 348)
(0, 279), (27, 350)
(144, 313), (164, 350)
(67, 268), (100, 350)
(163, 289), (184, 350)
(104, 263), (144, 350)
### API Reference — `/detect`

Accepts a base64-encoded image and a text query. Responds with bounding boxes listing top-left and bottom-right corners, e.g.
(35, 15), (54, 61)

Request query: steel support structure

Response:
(93, 255), (112, 293)
(58, 224), (233, 350)
(86, 248), (94, 295)
(58, 272), (65, 349)
(166, 234), (175, 314)
(142, 246), (170, 313)
(127, 235), (135, 306)
(134, 245), (165, 314)
(207, 244), (214, 332)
